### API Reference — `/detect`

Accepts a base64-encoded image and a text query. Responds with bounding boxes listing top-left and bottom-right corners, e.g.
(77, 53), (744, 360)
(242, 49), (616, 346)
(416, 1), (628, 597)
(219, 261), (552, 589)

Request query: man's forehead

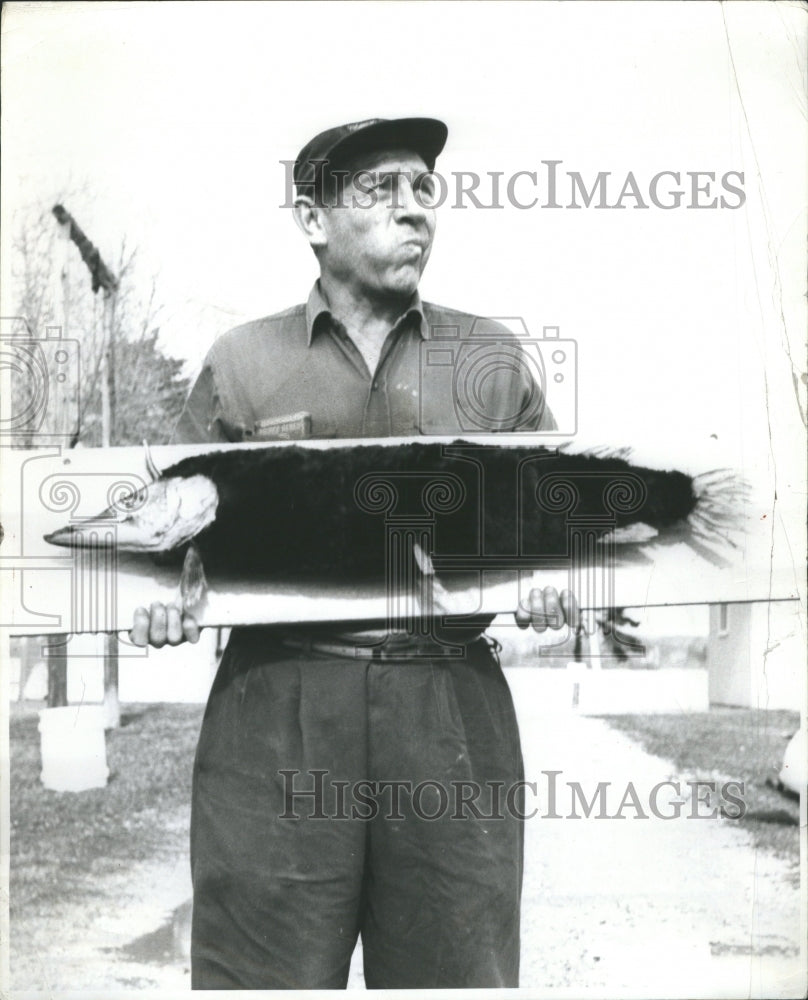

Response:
(338, 147), (429, 176)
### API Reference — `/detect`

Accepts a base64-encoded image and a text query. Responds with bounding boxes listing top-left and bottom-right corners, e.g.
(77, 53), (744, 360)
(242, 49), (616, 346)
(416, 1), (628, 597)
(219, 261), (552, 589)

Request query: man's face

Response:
(318, 148), (437, 302)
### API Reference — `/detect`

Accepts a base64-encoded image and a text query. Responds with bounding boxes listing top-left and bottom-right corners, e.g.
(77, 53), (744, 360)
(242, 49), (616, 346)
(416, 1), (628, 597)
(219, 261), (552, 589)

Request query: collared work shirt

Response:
(173, 283), (555, 645)
(173, 283), (556, 445)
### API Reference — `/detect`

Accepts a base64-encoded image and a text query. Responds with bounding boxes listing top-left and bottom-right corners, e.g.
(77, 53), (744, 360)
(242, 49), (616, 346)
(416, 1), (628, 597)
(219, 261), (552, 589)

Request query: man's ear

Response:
(293, 197), (328, 251)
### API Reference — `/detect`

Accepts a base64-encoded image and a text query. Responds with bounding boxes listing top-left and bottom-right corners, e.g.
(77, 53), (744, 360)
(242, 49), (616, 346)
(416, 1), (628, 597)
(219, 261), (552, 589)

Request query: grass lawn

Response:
(9, 701), (204, 923)
(602, 709), (801, 879)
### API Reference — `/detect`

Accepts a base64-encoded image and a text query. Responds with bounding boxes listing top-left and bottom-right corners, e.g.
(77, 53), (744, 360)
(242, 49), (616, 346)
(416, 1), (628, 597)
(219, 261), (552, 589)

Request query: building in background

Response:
(707, 601), (803, 710)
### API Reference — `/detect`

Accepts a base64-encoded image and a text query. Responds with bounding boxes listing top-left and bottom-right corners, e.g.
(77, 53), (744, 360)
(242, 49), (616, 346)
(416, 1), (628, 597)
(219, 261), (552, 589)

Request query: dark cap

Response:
(294, 117), (448, 194)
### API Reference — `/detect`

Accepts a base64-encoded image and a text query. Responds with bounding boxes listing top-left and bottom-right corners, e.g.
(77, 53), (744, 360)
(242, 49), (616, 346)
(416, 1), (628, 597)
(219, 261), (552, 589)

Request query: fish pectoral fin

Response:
(178, 542), (208, 615)
(600, 522), (659, 545)
(412, 540), (452, 617)
(412, 540), (435, 577)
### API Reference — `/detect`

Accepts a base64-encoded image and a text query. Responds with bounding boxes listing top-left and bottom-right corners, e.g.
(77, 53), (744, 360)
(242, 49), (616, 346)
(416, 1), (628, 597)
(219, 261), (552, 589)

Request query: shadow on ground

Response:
(109, 898), (192, 967)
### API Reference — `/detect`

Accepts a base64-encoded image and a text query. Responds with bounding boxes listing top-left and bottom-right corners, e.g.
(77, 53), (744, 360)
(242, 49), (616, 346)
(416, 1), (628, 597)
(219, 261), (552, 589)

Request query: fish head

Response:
(44, 475), (219, 552)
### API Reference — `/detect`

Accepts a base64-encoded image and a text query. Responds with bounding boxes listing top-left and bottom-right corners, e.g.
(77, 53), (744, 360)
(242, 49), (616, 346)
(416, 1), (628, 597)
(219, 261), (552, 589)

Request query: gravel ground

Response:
(8, 689), (805, 996)
(513, 709), (804, 998)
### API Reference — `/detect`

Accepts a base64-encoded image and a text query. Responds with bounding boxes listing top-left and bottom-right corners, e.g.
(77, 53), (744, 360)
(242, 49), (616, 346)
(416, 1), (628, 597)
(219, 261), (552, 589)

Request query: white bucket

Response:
(38, 706), (109, 792)
(779, 728), (806, 795)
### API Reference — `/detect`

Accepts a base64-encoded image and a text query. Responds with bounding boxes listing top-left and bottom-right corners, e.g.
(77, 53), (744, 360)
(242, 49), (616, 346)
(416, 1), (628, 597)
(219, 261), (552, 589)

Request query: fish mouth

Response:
(44, 524), (120, 548)
(43, 474), (219, 553)
(44, 526), (78, 547)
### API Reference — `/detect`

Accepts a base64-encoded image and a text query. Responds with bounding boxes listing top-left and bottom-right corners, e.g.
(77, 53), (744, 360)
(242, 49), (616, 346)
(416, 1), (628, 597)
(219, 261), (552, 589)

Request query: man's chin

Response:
(381, 266), (423, 300)
(383, 285), (419, 306)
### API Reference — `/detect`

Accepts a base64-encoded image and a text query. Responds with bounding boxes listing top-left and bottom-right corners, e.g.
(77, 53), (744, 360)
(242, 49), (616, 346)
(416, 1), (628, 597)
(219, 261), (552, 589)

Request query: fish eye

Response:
(118, 489), (144, 511)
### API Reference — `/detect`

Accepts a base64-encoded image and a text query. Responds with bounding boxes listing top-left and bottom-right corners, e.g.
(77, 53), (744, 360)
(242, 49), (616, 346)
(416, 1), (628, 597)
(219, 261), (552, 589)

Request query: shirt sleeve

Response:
(522, 363), (558, 432)
(170, 359), (245, 445)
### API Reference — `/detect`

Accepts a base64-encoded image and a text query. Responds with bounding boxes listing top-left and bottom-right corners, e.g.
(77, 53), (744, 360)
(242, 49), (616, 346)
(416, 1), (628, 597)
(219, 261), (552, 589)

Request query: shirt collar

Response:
(305, 281), (426, 346)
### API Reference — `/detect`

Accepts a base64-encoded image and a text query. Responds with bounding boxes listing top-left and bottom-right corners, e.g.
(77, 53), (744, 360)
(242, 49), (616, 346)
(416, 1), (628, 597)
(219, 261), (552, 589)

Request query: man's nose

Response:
(394, 175), (430, 224)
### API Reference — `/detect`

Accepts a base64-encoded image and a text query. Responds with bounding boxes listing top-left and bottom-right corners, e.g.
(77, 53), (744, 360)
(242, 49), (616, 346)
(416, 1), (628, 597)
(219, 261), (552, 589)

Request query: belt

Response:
(280, 635), (462, 661)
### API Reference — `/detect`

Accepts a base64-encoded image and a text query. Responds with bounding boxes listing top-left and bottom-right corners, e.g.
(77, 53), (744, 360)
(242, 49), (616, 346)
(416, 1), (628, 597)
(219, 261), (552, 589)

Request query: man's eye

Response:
(416, 177), (435, 197)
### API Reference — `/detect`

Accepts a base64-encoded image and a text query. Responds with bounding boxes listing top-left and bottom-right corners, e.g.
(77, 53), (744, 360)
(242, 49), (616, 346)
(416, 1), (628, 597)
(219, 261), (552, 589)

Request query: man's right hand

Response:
(129, 602), (201, 648)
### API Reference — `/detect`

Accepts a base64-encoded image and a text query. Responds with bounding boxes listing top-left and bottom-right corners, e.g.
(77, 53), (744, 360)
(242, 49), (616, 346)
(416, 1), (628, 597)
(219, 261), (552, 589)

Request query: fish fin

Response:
(571, 443), (634, 462)
(412, 540), (452, 617)
(687, 469), (748, 559)
(179, 542), (208, 615)
(600, 522), (660, 545)
(412, 540), (435, 577)
(143, 439), (162, 481)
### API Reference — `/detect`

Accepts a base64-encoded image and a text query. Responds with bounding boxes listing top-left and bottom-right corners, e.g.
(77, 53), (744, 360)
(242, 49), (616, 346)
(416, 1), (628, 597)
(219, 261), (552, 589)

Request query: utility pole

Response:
(52, 205), (121, 727)
(44, 211), (73, 707)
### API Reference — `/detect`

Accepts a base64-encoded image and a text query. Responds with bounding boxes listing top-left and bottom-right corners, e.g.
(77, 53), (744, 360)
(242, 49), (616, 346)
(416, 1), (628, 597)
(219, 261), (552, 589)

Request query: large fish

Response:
(44, 441), (739, 604)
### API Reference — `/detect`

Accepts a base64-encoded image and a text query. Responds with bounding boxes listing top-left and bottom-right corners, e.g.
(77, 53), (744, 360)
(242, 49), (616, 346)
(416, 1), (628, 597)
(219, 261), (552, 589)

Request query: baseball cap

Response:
(294, 117), (448, 194)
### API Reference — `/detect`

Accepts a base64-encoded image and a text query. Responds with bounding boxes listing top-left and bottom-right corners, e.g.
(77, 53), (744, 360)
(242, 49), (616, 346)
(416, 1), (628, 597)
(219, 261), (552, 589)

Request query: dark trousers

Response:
(190, 628), (524, 989)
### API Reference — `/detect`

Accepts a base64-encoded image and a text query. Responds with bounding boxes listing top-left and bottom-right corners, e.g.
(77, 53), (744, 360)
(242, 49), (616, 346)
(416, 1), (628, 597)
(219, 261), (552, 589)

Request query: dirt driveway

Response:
(515, 708), (804, 997)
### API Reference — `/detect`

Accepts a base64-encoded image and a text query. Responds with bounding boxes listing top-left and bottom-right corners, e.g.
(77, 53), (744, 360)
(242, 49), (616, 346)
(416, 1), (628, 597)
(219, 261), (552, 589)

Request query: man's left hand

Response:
(515, 587), (579, 633)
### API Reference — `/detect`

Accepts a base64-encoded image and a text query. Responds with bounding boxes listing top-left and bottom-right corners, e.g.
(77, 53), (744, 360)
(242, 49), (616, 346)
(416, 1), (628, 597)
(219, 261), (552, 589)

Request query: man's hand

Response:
(129, 602), (201, 648)
(515, 587), (579, 633)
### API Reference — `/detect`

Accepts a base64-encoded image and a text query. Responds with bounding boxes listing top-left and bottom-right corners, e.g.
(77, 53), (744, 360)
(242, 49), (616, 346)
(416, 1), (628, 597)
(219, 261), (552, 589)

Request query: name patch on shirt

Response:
(251, 412), (312, 441)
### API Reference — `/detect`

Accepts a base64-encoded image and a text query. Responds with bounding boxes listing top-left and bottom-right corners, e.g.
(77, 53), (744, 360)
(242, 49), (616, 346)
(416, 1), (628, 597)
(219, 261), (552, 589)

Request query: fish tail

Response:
(687, 470), (748, 558)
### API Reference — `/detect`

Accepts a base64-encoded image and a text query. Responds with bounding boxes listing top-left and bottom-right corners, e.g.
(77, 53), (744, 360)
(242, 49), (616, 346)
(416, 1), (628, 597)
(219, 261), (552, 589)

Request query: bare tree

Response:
(10, 199), (192, 720)
(9, 200), (190, 447)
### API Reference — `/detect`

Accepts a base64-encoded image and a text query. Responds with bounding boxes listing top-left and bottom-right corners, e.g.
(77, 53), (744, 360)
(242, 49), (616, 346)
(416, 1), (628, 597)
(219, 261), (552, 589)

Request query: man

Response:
(131, 118), (578, 989)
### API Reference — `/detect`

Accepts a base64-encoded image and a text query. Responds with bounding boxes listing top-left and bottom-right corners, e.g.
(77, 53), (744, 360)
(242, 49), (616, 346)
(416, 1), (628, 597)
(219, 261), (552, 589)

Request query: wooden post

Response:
(17, 636), (34, 702)
(50, 205), (121, 726)
(103, 633), (120, 729)
(53, 205), (121, 729)
(44, 216), (73, 707)
(46, 640), (68, 707)
(101, 290), (120, 727)
(107, 292), (116, 444)
(100, 293), (113, 448)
